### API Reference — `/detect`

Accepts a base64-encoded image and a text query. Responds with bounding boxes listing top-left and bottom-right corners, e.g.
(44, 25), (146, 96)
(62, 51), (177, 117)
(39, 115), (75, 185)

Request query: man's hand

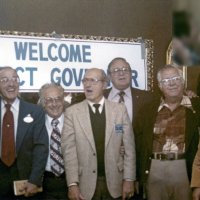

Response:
(122, 180), (134, 200)
(185, 90), (198, 98)
(24, 182), (38, 197)
(68, 185), (85, 200)
(193, 188), (200, 200)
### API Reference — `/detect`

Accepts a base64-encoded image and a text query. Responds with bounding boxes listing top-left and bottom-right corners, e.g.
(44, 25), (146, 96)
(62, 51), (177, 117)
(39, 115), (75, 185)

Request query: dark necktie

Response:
(118, 91), (125, 103)
(93, 104), (100, 115)
(50, 119), (64, 176)
(1, 104), (15, 166)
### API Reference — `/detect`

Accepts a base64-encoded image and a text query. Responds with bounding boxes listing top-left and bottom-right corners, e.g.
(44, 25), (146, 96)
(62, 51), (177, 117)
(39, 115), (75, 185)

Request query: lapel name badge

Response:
(115, 124), (124, 134)
(23, 114), (34, 123)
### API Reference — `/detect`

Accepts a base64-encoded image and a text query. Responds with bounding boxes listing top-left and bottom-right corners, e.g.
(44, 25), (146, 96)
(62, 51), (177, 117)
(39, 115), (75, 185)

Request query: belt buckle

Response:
(166, 152), (175, 160)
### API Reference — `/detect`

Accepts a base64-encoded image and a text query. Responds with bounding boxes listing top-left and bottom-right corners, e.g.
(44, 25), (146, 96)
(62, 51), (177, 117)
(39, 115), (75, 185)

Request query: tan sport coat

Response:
(191, 140), (200, 187)
(61, 99), (136, 200)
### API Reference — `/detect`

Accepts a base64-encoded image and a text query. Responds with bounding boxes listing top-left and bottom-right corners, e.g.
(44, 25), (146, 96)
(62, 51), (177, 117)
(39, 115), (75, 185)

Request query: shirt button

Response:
(145, 170), (149, 174)
(93, 153), (96, 156)
(93, 170), (96, 173)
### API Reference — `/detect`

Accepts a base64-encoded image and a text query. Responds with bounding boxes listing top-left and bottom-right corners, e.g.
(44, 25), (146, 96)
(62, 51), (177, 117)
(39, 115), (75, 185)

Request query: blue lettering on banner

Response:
(16, 66), (37, 86)
(14, 42), (92, 62)
(14, 42), (28, 60)
(51, 67), (85, 87)
(132, 69), (138, 87)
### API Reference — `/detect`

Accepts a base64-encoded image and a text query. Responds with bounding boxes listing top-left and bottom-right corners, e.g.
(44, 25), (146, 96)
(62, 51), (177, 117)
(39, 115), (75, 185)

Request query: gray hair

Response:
(38, 82), (64, 106)
(157, 64), (184, 83)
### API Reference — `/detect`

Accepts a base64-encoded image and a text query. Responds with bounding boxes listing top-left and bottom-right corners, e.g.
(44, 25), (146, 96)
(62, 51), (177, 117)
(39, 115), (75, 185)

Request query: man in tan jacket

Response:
(191, 142), (200, 200)
(61, 68), (135, 200)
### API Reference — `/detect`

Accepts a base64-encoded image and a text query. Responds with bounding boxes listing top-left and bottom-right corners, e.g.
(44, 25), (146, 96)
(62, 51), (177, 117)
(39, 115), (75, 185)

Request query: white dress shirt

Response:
(108, 87), (133, 121)
(0, 98), (20, 156)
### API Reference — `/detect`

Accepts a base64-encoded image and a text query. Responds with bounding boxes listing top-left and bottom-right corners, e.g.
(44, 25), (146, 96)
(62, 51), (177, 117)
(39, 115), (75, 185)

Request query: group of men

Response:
(1, 57), (200, 200)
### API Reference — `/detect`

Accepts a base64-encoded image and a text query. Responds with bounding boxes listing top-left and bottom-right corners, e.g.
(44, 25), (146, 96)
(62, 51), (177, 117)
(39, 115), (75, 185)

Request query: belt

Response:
(44, 171), (65, 179)
(152, 152), (185, 160)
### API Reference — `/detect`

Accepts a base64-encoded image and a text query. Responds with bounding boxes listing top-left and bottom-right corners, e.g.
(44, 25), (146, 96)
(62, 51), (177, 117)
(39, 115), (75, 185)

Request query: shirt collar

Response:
(46, 113), (64, 126)
(109, 86), (131, 99)
(158, 95), (192, 112)
(87, 97), (105, 113)
(1, 97), (20, 113)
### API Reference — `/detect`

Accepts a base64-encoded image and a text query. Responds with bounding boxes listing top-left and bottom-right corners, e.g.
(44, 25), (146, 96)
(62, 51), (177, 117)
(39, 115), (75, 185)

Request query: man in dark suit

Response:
(134, 65), (200, 200)
(104, 57), (154, 125)
(0, 66), (49, 200)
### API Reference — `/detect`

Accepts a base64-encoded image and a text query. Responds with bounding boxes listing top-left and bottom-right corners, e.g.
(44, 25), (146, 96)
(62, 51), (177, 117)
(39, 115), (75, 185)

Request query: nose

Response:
(168, 79), (176, 86)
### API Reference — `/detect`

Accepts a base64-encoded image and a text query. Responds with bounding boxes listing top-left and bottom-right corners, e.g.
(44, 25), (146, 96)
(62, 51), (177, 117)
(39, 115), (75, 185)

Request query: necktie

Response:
(118, 91), (125, 103)
(93, 104), (100, 115)
(1, 104), (15, 166)
(50, 119), (64, 176)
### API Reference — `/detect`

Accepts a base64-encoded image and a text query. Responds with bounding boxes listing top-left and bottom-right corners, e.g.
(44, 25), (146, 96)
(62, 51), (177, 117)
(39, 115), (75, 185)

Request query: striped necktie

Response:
(118, 91), (125, 103)
(50, 119), (64, 176)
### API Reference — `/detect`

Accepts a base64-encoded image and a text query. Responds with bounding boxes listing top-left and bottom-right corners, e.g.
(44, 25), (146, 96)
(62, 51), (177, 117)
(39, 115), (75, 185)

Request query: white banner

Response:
(0, 34), (153, 92)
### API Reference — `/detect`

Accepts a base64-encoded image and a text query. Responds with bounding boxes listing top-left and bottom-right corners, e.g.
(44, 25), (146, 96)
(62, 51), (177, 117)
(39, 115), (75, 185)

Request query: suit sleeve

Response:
(61, 107), (79, 186)
(28, 107), (49, 186)
(191, 141), (200, 187)
(122, 104), (136, 180)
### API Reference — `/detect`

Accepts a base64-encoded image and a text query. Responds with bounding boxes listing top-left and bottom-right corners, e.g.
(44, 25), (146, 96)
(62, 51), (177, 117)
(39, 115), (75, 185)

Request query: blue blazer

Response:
(0, 98), (49, 186)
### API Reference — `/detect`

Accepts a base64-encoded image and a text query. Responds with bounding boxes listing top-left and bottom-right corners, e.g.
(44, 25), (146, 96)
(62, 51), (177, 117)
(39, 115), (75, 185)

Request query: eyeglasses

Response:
(0, 77), (20, 85)
(109, 67), (131, 75)
(160, 76), (182, 86)
(82, 78), (104, 85)
(44, 96), (63, 105)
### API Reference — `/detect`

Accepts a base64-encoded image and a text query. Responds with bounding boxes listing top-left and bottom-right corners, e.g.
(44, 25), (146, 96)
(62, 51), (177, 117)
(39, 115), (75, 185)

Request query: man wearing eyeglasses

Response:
(38, 83), (69, 200)
(134, 64), (200, 200)
(0, 66), (49, 199)
(61, 68), (136, 200)
(105, 57), (154, 125)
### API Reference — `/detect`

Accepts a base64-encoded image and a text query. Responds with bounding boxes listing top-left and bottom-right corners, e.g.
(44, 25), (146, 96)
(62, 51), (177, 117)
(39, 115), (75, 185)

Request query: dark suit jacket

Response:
(104, 87), (154, 125)
(0, 98), (49, 186)
(134, 97), (200, 188)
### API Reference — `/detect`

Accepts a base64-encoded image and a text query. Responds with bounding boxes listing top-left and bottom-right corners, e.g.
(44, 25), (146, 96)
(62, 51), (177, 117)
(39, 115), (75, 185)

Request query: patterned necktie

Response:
(50, 119), (64, 176)
(1, 104), (15, 166)
(93, 104), (100, 115)
(118, 91), (125, 103)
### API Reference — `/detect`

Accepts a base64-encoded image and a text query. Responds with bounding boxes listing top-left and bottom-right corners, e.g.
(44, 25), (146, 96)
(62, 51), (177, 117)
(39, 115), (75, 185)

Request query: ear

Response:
(158, 83), (162, 91)
(103, 82), (108, 89)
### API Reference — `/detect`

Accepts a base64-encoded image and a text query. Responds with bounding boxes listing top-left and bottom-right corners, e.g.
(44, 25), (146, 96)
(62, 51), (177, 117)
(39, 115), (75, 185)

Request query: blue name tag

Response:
(115, 124), (123, 134)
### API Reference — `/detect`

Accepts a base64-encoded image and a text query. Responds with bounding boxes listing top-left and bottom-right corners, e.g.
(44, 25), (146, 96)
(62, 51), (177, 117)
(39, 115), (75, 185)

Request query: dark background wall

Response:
(0, 0), (172, 100)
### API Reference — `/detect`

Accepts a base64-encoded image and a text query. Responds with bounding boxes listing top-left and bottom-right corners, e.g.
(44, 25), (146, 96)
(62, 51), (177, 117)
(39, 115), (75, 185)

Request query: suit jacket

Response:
(0, 98), (49, 186)
(191, 142), (200, 188)
(134, 97), (200, 189)
(104, 87), (154, 125)
(61, 99), (135, 200)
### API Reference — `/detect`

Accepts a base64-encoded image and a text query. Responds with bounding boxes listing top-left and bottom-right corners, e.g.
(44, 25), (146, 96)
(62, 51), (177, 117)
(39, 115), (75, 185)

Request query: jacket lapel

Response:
(77, 100), (96, 152)
(16, 100), (30, 153)
(105, 100), (115, 149)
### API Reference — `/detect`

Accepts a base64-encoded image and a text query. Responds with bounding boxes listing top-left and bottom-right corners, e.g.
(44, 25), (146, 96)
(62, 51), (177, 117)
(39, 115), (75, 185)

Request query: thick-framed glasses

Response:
(160, 76), (182, 86)
(82, 78), (103, 85)
(0, 77), (20, 85)
(109, 67), (131, 75)
(44, 96), (63, 105)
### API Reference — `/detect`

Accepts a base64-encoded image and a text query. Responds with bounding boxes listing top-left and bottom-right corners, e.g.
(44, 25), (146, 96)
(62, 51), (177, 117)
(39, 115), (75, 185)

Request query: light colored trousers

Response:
(147, 159), (192, 200)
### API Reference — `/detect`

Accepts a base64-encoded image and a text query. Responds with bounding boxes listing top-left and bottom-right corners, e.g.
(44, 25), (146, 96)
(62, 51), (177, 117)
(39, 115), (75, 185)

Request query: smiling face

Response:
(108, 58), (132, 90)
(0, 67), (20, 104)
(42, 86), (65, 118)
(158, 67), (184, 101)
(83, 68), (107, 103)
